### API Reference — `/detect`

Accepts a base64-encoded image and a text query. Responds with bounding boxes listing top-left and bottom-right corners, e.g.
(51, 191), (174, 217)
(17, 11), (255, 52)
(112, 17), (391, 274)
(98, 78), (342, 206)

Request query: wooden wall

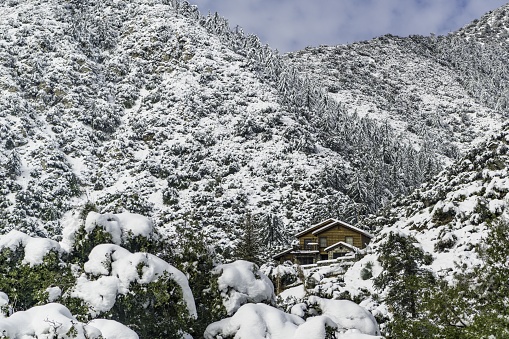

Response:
(298, 225), (369, 254)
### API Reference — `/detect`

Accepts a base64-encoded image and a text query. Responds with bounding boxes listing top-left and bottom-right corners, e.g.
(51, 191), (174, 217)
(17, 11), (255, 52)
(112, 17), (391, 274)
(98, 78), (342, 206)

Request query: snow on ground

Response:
(71, 243), (197, 318)
(205, 303), (304, 339)
(212, 260), (275, 315)
(292, 315), (339, 339)
(342, 254), (382, 295)
(280, 284), (307, 300)
(0, 303), (138, 338)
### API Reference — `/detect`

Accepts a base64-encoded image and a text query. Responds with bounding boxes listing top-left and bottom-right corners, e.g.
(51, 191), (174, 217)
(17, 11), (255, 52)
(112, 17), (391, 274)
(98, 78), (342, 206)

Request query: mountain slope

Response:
(298, 124), (509, 335)
(456, 2), (509, 43)
(1, 0), (508, 258)
(0, 0), (319, 240)
(364, 123), (509, 273)
(284, 7), (509, 159)
(0, 0), (443, 258)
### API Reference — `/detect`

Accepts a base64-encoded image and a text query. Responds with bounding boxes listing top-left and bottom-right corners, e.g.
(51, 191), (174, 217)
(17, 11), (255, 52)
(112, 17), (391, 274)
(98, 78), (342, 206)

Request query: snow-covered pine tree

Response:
(5, 149), (21, 179)
(234, 213), (263, 265)
(259, 213), (288, 250)
(374, 232), (435, 337)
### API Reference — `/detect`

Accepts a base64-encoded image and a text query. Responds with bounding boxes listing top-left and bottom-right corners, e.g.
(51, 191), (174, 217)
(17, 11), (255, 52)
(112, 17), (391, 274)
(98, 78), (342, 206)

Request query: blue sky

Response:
(188, 0), (508, 52)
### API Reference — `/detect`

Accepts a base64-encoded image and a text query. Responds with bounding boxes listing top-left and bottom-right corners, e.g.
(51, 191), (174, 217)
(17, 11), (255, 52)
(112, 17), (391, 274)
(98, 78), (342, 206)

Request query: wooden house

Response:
(273, 218), (373, 265)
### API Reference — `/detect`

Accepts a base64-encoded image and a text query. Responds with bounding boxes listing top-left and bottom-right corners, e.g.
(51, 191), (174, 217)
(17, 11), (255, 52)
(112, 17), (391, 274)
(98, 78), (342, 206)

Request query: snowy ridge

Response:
(456, 2), (509, 43)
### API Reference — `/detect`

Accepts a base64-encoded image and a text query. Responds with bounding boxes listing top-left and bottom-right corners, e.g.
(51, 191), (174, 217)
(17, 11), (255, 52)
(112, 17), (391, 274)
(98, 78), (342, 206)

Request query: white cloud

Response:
(188, 0), (508, 52)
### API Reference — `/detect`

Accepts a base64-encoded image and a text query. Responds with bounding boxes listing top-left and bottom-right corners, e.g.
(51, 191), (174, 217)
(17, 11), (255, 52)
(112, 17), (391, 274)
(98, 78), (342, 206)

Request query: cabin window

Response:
(345, 236), (354, 246)
(319, 237), (327, 248)
(303, 239), (314, 250)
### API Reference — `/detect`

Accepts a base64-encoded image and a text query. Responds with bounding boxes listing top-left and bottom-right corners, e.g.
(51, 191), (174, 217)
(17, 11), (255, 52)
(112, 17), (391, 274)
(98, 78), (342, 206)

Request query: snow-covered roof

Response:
(295, 218), (337, 238)
(324, 241), (360, 253)
(311, 219), (373, 238)
(272, 247), (294, 259)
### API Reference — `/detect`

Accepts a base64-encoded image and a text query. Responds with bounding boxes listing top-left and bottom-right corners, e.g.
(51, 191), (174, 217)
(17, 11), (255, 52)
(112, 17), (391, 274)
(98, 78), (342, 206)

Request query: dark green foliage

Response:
(97, 193), (153, 215)
(434, 231), (457, 252)
(79, 201), (98, 219)
(71, 225), (113, 263)
(0, 247), (73, 313)
(172, 223), (226, 336)
(5, 150), (21, 179)
(426, 219), (509, 338)
(162, 187), (179, 206)
(258, 213), (289, 259)
(360, 261), (374, 280)
(70, 214), (167, 263)
(374, 232), (435, 338)
(106, 272), (193, 338)
(431, 206), (456, 226)
(379, 220), (509, 338)
(234, 213), (263, 265)
(0, 223), (195, 337)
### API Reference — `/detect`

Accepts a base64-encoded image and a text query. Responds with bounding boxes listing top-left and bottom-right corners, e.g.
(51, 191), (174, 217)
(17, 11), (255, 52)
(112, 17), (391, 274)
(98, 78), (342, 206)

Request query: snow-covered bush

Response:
(211, 260), (275, 315)
(306, 297), (381, 336)
(0, 212), (198, 338)
(204, 301), (383, 339)
(88, 319), (139, 339)
(64, 211), (163, 261)
(0, 302), (137, 339)
(260, 261), (300, 293)
(68, 243), (196, 337)
(204, 303), (305, 339)
(0, 230), (73, 312)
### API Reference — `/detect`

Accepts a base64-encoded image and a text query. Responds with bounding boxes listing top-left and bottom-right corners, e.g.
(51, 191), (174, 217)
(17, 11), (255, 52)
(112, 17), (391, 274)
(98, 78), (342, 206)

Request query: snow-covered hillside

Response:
(366, 123), (509, 273)
(456, 2), (509, 43)
(0, 0), (443, 252)
(285, 15), (509, 159)
(274, 123), (509, 336)
(327, 123), (509, 335)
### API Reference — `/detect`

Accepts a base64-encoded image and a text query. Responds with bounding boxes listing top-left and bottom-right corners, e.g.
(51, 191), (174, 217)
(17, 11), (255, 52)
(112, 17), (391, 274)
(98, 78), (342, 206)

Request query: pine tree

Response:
(5, 150), (22, 179)
(259, 213), (288, 250)
(471, 219), (509, 334)
(373, 232), (435, 337)
(173, 223), (221, 337)
(234, 213), (263, 265)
